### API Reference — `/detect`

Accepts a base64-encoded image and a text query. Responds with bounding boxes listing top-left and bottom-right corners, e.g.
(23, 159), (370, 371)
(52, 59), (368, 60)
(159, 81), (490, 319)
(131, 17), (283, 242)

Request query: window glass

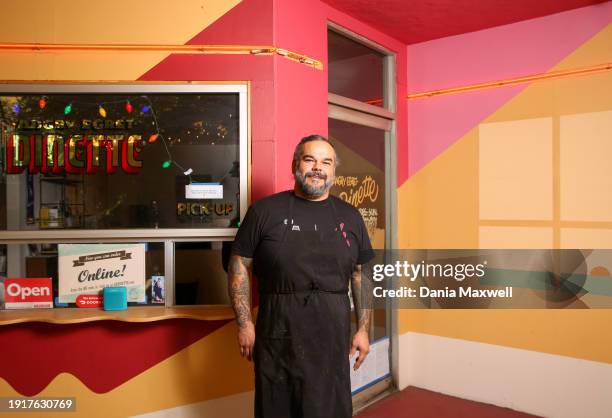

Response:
(328, 30), (385, 107)
(174, 241), (230, 306)
(330, 119), (386, 249)
(0, 93), (241, 230)
(0, 242), (164, 309)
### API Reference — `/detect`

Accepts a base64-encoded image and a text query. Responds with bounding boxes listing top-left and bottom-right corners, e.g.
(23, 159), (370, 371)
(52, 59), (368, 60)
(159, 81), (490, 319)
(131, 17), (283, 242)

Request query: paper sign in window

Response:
(185, 183), (223, 200)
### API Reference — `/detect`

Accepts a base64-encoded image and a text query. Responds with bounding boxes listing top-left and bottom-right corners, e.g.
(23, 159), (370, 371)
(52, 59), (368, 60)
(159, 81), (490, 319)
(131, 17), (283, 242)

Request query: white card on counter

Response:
(186, 183), (223, 199)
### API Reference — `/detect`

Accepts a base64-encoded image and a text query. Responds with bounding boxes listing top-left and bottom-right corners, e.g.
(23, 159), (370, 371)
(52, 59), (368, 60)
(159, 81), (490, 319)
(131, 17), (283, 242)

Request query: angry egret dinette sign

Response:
(5, 118), (144, 174)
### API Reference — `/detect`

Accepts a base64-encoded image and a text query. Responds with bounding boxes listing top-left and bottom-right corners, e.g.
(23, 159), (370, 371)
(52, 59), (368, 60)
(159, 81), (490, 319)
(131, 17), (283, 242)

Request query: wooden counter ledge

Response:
(0, 306), (234, 325)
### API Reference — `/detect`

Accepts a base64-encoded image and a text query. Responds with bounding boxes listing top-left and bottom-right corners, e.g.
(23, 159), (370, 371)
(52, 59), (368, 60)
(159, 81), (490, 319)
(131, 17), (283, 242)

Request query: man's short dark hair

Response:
(292, 134), (340, 169)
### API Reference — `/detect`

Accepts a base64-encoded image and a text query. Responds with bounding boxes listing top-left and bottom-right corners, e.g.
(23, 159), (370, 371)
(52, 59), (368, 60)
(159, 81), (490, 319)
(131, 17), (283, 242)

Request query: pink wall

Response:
(141, 0), (277, 201)
(406, 2), (612, 177)
(273, 0), (409, 192)
(273, 0), (328, 192)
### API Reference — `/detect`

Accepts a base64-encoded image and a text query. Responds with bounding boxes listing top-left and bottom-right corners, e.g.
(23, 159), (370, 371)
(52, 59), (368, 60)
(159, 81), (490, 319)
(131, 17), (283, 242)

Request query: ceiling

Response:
(322, 0), (608, 44)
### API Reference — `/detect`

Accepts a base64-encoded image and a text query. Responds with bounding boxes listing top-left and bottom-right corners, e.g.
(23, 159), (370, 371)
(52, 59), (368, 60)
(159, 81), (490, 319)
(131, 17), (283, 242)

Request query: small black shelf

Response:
(40, 177), (82, 186)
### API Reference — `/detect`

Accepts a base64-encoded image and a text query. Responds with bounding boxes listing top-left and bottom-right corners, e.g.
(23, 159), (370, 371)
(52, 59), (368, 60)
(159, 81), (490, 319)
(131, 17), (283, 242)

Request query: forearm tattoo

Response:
(228, 255), (254, 329)
(351, 264), (373, 333)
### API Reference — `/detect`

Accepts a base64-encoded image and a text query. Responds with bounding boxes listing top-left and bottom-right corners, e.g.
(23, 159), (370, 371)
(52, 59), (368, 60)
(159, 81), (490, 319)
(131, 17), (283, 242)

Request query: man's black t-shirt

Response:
(232, 191), (374, 278)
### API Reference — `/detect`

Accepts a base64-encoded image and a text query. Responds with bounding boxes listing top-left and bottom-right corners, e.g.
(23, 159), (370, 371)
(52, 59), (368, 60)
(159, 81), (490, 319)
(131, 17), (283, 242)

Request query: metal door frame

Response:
(327, 22), (398, 410)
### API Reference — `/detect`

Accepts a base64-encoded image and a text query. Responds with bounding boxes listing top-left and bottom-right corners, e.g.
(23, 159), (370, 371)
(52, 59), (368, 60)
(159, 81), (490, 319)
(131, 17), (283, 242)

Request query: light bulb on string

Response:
(11, 103), (20, 114)
(38, 97), (47, 110)
(148, 134), (159, 143)
(125, 101), (133, 113)
(64, 103), (72, 115)
(141, 104), (150, 113)
(162, 160), (172, 169)
(99, 105), (107, 118)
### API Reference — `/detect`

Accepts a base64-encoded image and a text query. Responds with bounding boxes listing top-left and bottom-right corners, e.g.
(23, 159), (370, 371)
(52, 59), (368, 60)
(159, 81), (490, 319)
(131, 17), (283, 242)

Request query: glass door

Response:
(328, 24), (396, 409)
(329, 108), (395, 408)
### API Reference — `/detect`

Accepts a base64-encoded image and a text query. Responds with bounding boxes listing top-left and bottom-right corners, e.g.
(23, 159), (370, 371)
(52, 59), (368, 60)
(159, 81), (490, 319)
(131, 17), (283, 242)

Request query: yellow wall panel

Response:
(398, 25), (612, 363)
(560, 110), (612, 222)
(0, 0), (242, 80)
(562, 228), (612, 249)
(397, 129), (479, 249)
(479, 117), (553, 221)
(479, 226), (553, 248)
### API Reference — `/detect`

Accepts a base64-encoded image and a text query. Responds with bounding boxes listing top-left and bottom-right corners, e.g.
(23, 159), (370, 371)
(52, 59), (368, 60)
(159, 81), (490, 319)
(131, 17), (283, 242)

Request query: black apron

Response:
(254, 193), (355, 418)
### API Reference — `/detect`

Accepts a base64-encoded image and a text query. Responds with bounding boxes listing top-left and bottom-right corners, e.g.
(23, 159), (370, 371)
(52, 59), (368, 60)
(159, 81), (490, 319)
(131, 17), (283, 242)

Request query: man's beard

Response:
(294, 170), (334, 198)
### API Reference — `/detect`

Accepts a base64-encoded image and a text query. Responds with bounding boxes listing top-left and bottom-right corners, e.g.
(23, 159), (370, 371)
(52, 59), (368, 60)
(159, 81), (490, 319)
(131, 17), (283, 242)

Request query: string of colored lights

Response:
(139, 95), (193, 178)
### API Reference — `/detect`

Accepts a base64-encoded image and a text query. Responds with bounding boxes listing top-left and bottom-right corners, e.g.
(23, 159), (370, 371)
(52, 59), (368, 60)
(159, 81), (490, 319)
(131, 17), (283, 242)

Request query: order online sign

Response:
(58, 243), (146, 304)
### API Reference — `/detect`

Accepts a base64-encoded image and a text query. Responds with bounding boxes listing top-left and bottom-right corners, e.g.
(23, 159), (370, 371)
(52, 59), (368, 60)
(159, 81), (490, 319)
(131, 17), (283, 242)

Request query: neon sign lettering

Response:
(6, 134), (144, 174)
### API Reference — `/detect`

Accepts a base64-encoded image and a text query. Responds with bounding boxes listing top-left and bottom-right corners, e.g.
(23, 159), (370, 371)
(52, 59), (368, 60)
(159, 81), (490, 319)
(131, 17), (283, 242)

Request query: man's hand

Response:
(349, 329), (370, 370)
(350, 263), (372, 370)
(238, 321), (256, 361)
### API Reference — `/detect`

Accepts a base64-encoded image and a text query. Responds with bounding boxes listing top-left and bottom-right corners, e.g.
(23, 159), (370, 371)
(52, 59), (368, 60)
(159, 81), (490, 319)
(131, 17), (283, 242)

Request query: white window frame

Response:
(0, 83), (249, 243)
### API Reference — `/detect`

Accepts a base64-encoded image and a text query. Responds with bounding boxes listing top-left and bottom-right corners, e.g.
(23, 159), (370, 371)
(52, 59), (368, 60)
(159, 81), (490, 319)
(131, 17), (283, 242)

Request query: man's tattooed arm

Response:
(351, 264), (372, 333)
(228, 254), (254, 328)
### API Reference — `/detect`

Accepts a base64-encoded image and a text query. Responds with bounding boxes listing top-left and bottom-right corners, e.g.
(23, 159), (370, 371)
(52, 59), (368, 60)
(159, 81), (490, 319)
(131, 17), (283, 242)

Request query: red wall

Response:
(274, 0), (409, 189)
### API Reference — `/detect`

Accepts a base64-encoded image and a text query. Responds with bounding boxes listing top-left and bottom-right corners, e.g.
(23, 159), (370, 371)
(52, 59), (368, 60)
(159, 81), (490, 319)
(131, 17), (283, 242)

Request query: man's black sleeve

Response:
(231, 204), (262, 258)
(355, 211), (375, 265)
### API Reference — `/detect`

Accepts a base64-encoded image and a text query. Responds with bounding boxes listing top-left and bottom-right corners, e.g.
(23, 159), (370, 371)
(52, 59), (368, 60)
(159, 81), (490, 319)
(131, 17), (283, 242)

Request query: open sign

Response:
(4, 278), (53, 309)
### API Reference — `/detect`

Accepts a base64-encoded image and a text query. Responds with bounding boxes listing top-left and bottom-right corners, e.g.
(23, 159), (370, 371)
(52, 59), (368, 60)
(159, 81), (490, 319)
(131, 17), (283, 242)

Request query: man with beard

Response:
(228, 134), (374, 418)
